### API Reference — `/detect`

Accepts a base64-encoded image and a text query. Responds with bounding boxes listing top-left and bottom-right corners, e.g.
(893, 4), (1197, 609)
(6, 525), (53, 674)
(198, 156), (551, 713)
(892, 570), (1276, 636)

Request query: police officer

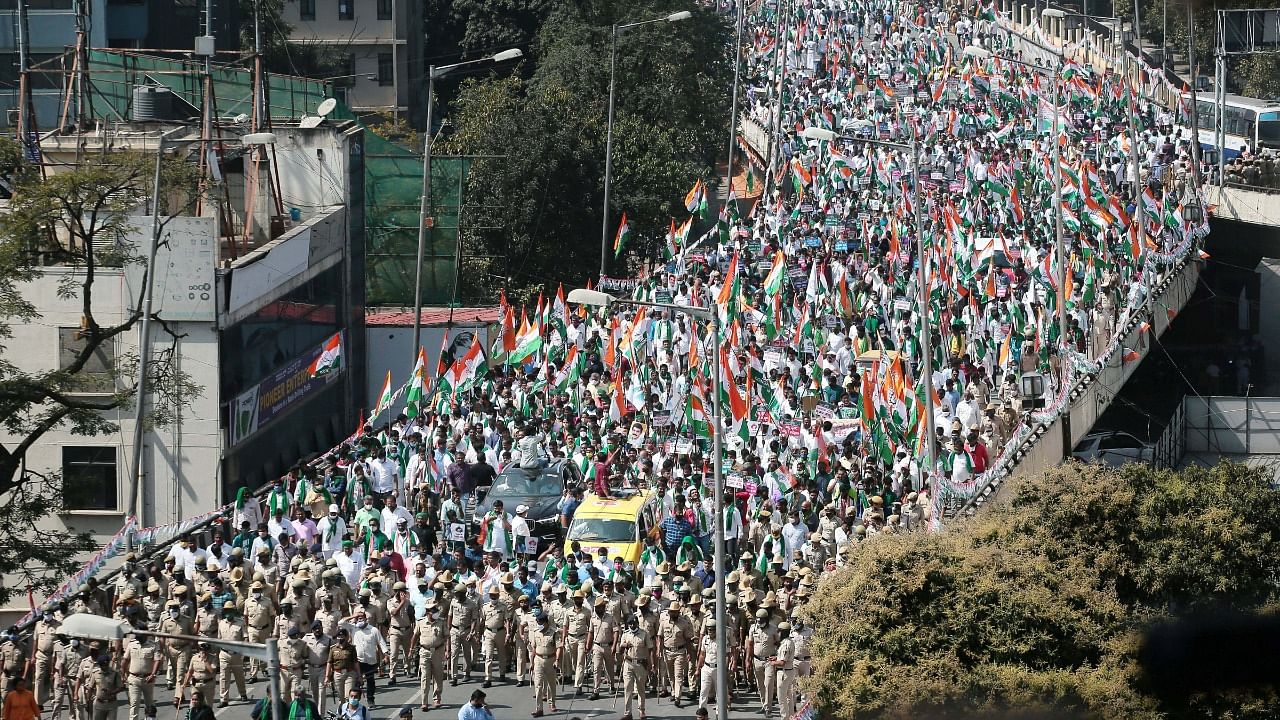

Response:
(121, 631), (159, 720)
(385, 582), (414, 683)
(657, 601), (693, 707)
(586, 595), (617, 700)
(243, 581), (276, 680)
(479, 586), (508, 688)
(560, 589), (590, 693)
(447, 584), (478, 686)
(302, 621), (331, 713)
(618, 613), (651, 720)
(215, 602), (249, 706)
(696, 618), (720, 715)
(634, 595), (660, 693)
(159, 601), (193, 690)
(773, 621), (797, 719)
(746, 608), (779, 715)
(89, 652), (122, 720)
(511, 595), (534, 687)
(409, 599), (446, 711)
(529, 611), (559, 717)
(280, 626), (309, 702)
(1, 626), (28, 692)
(323, 629), (359, 703)
(178, 642), (218, 709)
(32, 607), (60, 705)
(48, 634), (77, 720)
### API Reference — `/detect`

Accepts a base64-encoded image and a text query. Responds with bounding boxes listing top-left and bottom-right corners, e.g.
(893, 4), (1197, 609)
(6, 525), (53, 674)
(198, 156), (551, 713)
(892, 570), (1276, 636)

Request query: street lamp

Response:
(566, 287), (727, 719)
(797, 126), (936, 476)
(409, 48), (523, 372)
(964, 43), (1078, 456)
(599, 11), (693, 278)
(62, 613), (281, 720)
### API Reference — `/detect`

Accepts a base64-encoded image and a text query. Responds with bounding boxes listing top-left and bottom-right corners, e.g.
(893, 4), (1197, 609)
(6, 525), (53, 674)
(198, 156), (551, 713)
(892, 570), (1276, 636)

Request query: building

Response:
(0, 116), (367, 619)
(282, 0), (423, 124)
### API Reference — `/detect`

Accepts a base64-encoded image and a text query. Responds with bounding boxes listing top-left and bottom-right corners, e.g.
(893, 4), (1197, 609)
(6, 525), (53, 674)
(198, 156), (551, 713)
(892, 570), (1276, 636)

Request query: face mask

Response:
(355, 620), (367, 629)
(348, 699), (358, 707)
(169, 610), (179, 619)
(252, 592), (263, 600)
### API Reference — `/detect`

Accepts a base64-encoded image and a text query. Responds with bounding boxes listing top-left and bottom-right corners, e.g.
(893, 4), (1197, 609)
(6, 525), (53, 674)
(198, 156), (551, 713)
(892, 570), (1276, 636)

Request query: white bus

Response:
(1185, 92), (1280, 158)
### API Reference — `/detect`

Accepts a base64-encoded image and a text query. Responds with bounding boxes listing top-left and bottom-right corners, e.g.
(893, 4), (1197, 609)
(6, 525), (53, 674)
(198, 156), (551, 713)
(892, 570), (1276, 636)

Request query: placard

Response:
(725, 474), (745, 490)
(894, 298), (912, 313)
(813, 404), (835, 420)
(822, 314), (840, 329)
(655, 290), (672, 304)
(676, 438), (694, 455)
(780, 421), (802, 437)
(448, 523), (466, 542)
(834, 241), (848, 252)
(523, 537), (539, 556)
(651, 411), (672, 427)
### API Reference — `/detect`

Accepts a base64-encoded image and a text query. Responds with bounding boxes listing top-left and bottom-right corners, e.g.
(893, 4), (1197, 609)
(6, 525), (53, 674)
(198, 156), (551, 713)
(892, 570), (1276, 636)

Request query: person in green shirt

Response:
(352, 495), (380, 537)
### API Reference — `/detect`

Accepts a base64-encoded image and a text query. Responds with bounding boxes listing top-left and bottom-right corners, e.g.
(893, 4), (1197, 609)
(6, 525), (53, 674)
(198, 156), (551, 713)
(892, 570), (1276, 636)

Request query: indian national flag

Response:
(404, 347), (426, 418)
(447, 335), (486, 393)
(684, 179), (706, 215)
(373, 371), (392, 417)
(552, 344), (583, 392)
(686, 382), (712, 438)
(613, 212), (633, 258)
(509, 311), (543, 364)
(762, 249), (786, 295)
(308, 332), (342, 378)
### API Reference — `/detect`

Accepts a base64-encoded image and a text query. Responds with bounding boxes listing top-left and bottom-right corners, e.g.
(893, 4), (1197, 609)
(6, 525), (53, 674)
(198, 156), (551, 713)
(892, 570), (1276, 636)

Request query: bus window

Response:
(1259, 111), (1280, 148)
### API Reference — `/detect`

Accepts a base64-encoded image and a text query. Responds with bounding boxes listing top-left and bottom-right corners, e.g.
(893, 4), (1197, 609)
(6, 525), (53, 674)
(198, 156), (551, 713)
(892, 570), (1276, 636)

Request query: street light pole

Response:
(600, 26), (620, 278)
(409, 49), (522, 373)
(599, 12), (693, 278)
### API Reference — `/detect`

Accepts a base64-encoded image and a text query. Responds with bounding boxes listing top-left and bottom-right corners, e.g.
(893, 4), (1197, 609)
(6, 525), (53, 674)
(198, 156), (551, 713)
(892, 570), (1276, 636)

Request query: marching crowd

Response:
(0, 0), (1210, 719)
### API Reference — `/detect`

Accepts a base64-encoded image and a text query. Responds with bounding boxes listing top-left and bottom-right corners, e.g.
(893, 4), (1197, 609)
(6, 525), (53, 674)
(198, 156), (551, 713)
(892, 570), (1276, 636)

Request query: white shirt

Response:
(381, 505), (413, 532)
(334, 550), (365, 588)
(340, 621), (387, 664)
(316, 516), (347, 556)
(368, 458), (398, 495)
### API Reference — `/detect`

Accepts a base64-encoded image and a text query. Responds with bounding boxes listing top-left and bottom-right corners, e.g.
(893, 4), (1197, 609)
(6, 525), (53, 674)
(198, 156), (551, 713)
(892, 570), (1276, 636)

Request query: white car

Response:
(1073, 431), (1155, 467)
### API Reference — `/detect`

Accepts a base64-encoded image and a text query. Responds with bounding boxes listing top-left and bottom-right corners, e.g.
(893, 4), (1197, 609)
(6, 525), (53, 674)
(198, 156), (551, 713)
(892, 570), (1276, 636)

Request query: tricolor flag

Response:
(373, 371), (393, 417)
(613, 212), (633, 258)
(404, 347), (426, 418)
(762, 250), (786, 295)
(447, 335), (486, 393)
(308, 332), (342, 378)
(684, 179), (708, 217)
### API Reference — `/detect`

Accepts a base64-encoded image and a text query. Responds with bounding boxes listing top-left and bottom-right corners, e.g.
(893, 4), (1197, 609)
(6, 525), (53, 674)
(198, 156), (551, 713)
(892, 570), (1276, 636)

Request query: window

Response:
(377, 53), (394, 86)
(58, 327), (116, 393)
(338, 0), (353, 20)
(300, 0), (315, 21)
(63, 446), (119, 511)
(377, 0), (392, 20)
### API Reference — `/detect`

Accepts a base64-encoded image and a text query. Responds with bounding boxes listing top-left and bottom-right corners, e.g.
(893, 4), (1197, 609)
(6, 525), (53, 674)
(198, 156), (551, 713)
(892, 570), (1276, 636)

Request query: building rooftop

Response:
(365, 307), (501, 327)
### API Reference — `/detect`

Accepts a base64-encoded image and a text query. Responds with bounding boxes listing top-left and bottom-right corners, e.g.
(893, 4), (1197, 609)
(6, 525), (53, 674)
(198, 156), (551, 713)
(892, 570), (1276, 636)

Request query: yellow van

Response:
(563, 489), (661, 567)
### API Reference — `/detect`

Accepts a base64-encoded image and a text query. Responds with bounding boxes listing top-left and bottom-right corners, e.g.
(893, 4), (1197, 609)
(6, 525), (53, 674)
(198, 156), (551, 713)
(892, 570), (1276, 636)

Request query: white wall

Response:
(0, 266), (222, 615)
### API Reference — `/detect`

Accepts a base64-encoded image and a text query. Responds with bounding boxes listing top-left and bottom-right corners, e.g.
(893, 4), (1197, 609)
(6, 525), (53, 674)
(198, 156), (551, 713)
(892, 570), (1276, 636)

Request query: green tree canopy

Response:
(801, 461), (1280, 719)
(435, 0), (732, 304)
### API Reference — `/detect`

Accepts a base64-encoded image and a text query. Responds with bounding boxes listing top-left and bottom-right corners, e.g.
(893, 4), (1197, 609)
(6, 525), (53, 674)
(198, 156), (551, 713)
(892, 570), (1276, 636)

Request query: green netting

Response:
(83, 50), (463, 307)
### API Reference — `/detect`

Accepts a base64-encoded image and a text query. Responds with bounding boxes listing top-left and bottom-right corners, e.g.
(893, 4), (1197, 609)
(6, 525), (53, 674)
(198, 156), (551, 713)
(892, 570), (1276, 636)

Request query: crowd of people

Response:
(0, 0), (1210, 720)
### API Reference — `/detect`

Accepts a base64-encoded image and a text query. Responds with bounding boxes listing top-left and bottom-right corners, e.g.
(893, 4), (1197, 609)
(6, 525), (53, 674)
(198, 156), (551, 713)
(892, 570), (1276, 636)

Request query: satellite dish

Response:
(299, 115), (323, 129)
(316, 98), (338, 117)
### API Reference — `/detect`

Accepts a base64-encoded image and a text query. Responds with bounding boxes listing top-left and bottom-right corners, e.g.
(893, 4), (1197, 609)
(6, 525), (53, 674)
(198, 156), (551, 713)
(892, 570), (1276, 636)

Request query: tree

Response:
(801, 461), (1280, 719)
(435, 0), (732, 303)
(0, 151), (203, 603)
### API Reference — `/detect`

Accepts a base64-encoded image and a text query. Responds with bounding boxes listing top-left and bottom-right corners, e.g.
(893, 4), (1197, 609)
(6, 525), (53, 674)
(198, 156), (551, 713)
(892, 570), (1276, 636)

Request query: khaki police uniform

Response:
(448, 594), (479, 682)
(412, 613), (447, 706)
(530, 623), (559, 715)
(698, 633), (719, 713)
(279, 636), (309, 702)
(480, 594), (509, 682)
(89, 662), (122, 720)
(303, 632), (331, 713)
(324, 640), (359, 702)
(386, 593), (414, 680)
(748, 618), (779, 713)
(658, 607), (693, 702)
(775, 630), (797, 719)
(121, 637), (158, 720)
(159, 611), (193, 688)
(243, 590), (276, 678)
(561, 596), (591, 690)
(619, 625), (651, 718)
(588, 604), (617, 694)
(216, 612), (248, 705)
(181, 650), (218, 706)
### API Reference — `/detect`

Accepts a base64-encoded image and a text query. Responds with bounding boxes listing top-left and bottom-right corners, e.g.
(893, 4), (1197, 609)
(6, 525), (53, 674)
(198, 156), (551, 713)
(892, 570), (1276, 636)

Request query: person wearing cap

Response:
(242, 581), (275, 681)
(528, 610), (560, 716)
(657, 600), (694, 707)
(772, 621), (797, 718)
(791, 614), (813, 679)
(158, 599), (194, 691)
(31, 605), (61, 706)
(510, 505), (532, 564)
(479, 586), (511, 688)
(316, 505), (347, 560)
(48, 631), (77, 720)
(276, 625), (310, 703)
(386, 582), (414, 684)
(585, 594), (617, 700)
(408, 598), (446, 710)
(324, 629), (359, 704)
(448, 583), (480, 686)
(177, 642), (218, 710)
(618, 611), (651, 720)
(560, 588), (591, 693)
(120, 630), (159, 720)
(301, 621), (332, 712)
(747, 607), (779, 713)
(695, 617), (721, 715)
(214, 602), (248, 707)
